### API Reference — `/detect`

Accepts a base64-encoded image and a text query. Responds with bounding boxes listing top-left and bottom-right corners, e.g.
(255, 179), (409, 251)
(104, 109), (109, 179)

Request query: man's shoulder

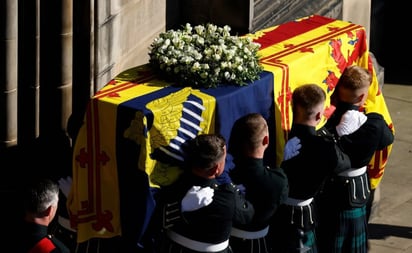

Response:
(50, 236), (70, 253)
(366, 112), (385, 120)
(364, 112), (392, 130)
(28, 236), (56, 253)
(217, 182), (237, 192)
(313, 128), (338, 146)
(265, 166), (288, 180)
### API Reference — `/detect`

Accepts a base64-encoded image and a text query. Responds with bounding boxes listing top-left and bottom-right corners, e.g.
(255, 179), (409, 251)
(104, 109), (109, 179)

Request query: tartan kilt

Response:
(333, 206), (368, 253)
(268, 203), (319, 253)
(317, 205), (368, 253)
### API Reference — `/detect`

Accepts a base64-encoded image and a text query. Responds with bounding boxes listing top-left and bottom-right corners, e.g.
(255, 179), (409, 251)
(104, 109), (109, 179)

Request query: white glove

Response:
(336, 110), (367, 136)
(58, 176), (72, 198)
(283, 136), (301, 161)
(181, 186), (214, 212)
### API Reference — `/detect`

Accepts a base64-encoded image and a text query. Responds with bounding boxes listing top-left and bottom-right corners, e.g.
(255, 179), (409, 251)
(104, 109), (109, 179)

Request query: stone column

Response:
(17, 0), (40, 145)
(342, 0), (371, 47)
(39, 0), (73, 137)
(71, 0), (93, 142)
(0, 0), (18, 149)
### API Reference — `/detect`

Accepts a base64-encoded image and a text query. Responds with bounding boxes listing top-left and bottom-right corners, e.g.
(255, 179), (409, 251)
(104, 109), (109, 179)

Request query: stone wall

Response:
(94, 0), (166, 91)
(96, 0), (344, 90)
(253, 0), (342, 32)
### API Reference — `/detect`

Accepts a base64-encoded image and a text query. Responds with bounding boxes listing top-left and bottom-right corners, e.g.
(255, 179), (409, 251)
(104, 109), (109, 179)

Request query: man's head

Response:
(183, 134), (227, 178)
(292, 83), (326, 126)
(23, 178), (59, 225)
(229, 113), (269, 158)
(336, 65), (372, 106)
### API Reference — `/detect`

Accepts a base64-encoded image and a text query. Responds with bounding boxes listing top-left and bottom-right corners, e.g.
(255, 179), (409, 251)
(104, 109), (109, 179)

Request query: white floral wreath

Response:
(149, 23), (264, 88)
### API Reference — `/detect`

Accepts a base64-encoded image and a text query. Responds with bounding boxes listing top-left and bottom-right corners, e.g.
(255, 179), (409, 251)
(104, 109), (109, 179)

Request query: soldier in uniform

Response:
(20, 178), (70, 253)
(269, 84), (353, 253)
(151, 134), (255, 253)
(228, 113), (290, 253)
(317, 65), (394, 253)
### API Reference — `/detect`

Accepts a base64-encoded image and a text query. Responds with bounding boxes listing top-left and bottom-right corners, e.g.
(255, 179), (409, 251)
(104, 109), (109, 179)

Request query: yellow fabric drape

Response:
(69, 15), (394, 242)
(246, 15), (394, 188)
(69, 65), (217, 242)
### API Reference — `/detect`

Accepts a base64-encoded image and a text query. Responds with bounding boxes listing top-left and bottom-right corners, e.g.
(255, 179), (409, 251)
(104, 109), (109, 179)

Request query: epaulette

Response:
(163, 201), (181, 229)
(317, 127), (337, 143)
(218, 182), (239, 192)
(211, 183), (219, 189)
(266, 165), (276, 172)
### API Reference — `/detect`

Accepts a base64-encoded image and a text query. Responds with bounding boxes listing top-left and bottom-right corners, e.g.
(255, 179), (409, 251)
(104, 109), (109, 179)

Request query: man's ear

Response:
(356, 93), (365, 103)
(315, 111), (322, 121)
(207, 164), (219, 177)
(43, 205), (53, 217)
(262, 134), (269, 146)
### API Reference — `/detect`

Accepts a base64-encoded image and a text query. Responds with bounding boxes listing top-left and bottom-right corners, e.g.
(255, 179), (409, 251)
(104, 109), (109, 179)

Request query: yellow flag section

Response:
(69, 64), (217, 242)
(364, 69), (395, 189)
(125, 87), (216, 188)
(68, 65), (164, 242)
(246, 15), (394, 189)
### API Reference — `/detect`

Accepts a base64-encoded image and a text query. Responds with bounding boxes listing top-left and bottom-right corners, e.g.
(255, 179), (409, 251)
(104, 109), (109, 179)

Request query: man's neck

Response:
(245, 147), (266, 159)
(25, 214), (51, 227)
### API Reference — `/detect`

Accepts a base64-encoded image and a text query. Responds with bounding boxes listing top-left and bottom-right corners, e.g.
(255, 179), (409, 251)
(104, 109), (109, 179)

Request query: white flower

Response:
(149, 23), (263, 88)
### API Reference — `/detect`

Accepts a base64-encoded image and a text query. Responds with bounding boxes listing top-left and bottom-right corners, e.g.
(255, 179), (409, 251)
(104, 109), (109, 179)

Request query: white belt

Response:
(167, 229), (229, 252)
(58, 216), (77, 232)
(284, 197), (313, 207)
(338, 166), (367, 177)
(231, 226), (269, 239)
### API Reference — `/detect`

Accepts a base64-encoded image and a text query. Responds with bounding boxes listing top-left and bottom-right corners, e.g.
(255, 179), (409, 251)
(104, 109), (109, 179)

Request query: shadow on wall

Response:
(383, 1), (412, 85)
(369, 223), (412, 240)
(166, 0), (252, 35)
(1, 130), (73, 251)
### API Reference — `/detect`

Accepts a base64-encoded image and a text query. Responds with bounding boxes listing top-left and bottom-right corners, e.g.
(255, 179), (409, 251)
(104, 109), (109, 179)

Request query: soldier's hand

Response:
(283, 136), (302, 161)
(336, 110), (367, 136)
(181, 186), (214, 212)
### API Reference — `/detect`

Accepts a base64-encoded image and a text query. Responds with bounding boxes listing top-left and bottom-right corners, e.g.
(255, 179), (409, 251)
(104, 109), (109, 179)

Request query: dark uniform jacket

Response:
(320, 102), (395, 208)
(281, 124), (351, 200)
(19, 221), (70, 253)
(268, 124), (352, 252)
(323, 102), (394, 168)
(230, 158), (288, 231)
(153, 172), (254, 252)
(316, 102), (395, 253)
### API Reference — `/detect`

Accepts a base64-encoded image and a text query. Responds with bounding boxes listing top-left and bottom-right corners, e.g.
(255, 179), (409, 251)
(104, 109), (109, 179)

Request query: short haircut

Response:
(292, 83), (326, 118)
(23, 178), (59, 215)
(337, 65), (372, 91)
(183, 134), (226, 171)
(229, 113), (268, 157)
